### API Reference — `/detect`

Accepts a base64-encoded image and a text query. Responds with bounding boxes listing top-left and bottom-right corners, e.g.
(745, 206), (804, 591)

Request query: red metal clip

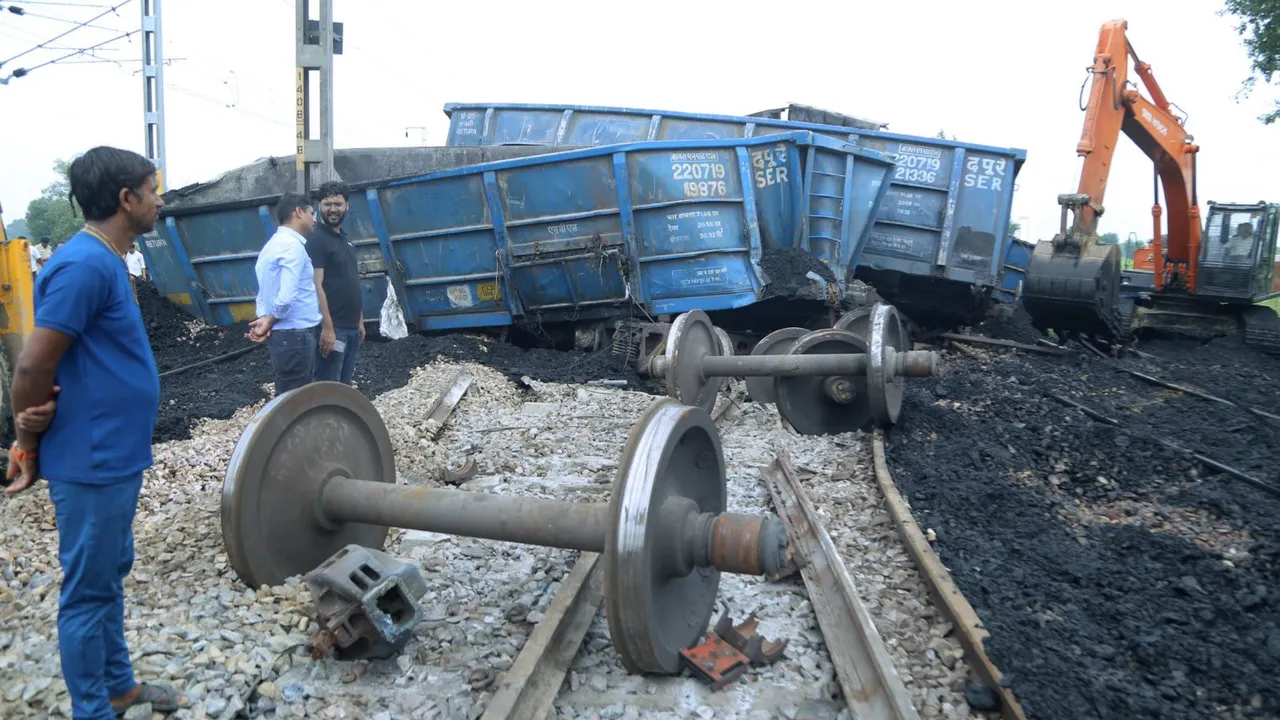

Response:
(713, 612), (788, 666)
(679, 632), (751, 691)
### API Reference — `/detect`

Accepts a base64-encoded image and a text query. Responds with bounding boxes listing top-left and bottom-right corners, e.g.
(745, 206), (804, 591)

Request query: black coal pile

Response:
(350, 332), (653, 399)
(976, 306), (1048, 347)
(138, 283), (655, 444)
(137, 282), (251, 373)
(136, 282), (274, 443)
(884, 310), (1280, 720)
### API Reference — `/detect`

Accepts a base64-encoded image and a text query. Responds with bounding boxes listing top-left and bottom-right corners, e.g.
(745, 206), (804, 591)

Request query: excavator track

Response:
(1242, 305), (1280, 354)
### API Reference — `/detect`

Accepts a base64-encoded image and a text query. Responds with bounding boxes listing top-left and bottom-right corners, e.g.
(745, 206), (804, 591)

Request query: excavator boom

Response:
(1022, 19), (1203, 340)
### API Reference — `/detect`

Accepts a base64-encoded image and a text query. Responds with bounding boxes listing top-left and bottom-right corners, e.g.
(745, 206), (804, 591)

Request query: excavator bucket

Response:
(1022, 239), (1127, 340)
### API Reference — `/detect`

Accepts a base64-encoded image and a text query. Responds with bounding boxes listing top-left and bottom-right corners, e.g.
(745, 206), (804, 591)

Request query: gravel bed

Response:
(259, 372), (978, 719)
(777, 433), (979, 719)
(884, 310), (1280, 720)
(1, 360), (970, 719)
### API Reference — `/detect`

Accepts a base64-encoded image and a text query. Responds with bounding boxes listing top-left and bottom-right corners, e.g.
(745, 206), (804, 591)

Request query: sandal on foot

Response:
(112, 682), (192, 716)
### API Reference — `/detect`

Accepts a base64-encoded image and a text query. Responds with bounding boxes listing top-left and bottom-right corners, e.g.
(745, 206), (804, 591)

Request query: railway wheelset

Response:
(644, 302), (938, 435)
(219, 302), (940, 676)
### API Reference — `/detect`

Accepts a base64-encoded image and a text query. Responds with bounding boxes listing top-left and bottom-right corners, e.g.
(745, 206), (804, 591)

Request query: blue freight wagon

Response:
(146, 146), (559, 327)
(146, 132), (895, 333)
(442, 102), (1032, 325)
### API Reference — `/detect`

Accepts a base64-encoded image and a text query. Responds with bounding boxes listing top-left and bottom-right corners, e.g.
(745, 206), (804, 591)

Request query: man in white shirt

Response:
(30, 237), (53, 276)
(247, 192), (321, 396)
(125, 242), (147, 282)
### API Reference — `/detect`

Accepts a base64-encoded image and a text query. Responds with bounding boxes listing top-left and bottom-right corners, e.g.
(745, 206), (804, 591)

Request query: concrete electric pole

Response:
(141, 0), (167, 191)
(295, 0), (343, 194)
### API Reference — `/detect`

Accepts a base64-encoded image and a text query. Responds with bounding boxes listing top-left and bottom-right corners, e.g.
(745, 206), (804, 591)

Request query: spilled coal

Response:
(885, 309), (1280, 720)
(139, 283), (651, 443)
(758, 246), (836, 300)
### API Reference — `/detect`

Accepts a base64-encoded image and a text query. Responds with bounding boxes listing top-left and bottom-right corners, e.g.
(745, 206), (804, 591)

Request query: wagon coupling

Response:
(221, 384), (794, 675)
(648, 304), (939, 434)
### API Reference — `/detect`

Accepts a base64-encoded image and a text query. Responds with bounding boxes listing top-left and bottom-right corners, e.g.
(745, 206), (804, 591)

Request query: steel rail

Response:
(938, 332), (1069, 355)
(760, 449), (919, 720)
(1075, 338), (1280, 424)
(1117, 367), (1280, 424)
(422, 370), (473, 440)
(871, 429), (1028, 720)
(1045, 391), (1280, 497)
(157, 343), (263, 378)
(476, 389), (738, 719)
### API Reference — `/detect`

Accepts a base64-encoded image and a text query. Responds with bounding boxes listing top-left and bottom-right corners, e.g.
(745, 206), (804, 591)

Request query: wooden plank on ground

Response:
(480, 552), (604, 720)
(424, 370), (473, 439)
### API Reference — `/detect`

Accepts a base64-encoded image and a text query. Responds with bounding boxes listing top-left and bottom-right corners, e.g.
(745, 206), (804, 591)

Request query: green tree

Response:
(24, 160), (82, 245)
(1220, 0), (1280, 124)
(935, 129), (957, 140)
(1008, 221), (1021, 237)
(1120, 235), (1148, 261)
(1099, 232), (1120, 244)
(3, 217), (29, 239)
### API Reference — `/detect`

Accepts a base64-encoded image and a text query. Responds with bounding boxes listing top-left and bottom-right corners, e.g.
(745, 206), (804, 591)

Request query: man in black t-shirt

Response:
(307, 181), (365, 385)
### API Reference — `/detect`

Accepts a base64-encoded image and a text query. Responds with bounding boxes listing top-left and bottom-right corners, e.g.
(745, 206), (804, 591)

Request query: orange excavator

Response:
(1022, 19), (1280, 350)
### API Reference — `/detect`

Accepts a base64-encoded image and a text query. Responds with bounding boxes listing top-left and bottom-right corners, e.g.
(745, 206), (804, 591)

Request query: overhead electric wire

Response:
(7, 7), (121, 31)
(5, 1), (112, 6)
(23, 42), (127, 50)
(50, 55), (180, 64)
(1, 26), (134, 81)
(0, 0), (130, 68)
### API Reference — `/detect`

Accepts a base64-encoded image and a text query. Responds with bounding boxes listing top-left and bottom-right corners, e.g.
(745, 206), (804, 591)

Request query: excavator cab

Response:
(1197, 202), (1278, 302)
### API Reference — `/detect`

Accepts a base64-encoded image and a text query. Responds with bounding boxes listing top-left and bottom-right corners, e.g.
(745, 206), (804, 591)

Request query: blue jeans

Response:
(267, 326), (318, 396)
(313, 327), (361, 384)
(49, 475), (144, 720)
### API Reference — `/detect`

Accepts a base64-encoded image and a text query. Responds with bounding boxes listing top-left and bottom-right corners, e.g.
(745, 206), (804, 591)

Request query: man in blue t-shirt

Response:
(6, 146), (191, 718)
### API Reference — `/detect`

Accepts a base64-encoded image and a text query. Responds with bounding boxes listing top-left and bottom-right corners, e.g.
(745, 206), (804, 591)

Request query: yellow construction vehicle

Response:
(0, 201), (36, 439)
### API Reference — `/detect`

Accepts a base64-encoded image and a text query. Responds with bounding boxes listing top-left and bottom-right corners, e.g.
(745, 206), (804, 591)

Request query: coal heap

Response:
(885, 308), (1280, 719)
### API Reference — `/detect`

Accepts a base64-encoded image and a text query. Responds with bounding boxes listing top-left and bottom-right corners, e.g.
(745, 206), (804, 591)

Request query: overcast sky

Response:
(1, 0), (1275, 245)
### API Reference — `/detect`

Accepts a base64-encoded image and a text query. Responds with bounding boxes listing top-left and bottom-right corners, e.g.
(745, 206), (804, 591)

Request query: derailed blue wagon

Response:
(442, 101), (1032, 326)
(145, 131), (896, 334)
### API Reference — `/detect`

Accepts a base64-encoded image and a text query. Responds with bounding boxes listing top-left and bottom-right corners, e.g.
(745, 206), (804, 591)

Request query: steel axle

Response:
(648, 345), (937, 379)
(317, 476), (788, 577)
(222, 383), (794, 676)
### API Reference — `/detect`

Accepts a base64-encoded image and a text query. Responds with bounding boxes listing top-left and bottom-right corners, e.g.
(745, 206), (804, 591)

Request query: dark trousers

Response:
(313, 327), (362, 385)
(267, 326), (318, 396)
(50, 475), (144, 719)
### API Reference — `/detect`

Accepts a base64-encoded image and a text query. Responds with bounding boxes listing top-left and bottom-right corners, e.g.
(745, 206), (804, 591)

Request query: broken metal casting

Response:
(303, 544), (428, 661)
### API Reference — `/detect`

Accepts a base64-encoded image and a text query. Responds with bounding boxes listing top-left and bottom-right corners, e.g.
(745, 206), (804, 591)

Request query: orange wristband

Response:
(10, 444), (36, 462)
